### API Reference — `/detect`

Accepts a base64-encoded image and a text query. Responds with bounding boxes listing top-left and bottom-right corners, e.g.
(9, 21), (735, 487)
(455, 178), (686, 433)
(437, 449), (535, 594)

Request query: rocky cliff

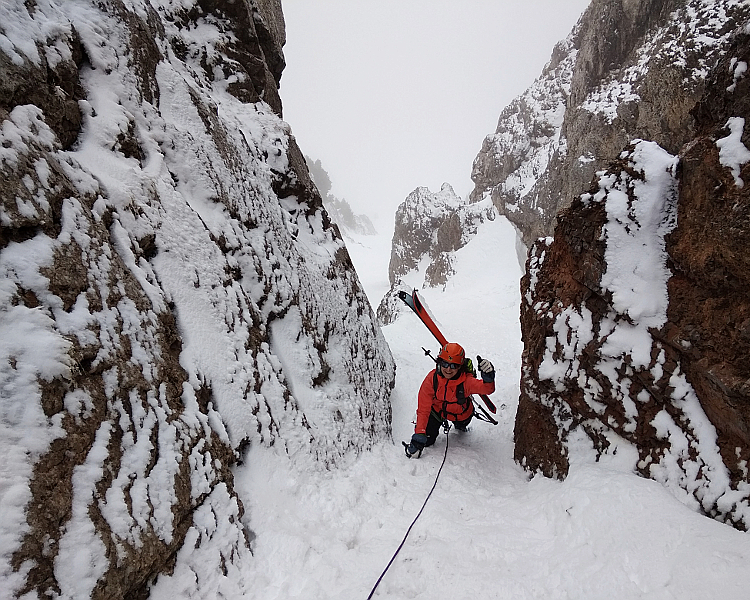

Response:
(510, 1), (750, 530)
(471, 0), (750, 247)
(376, 183), (498, 324)
(0, 1), (394, 598)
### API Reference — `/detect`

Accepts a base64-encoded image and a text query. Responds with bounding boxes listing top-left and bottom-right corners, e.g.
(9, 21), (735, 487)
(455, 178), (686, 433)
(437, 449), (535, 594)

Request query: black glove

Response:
(404, 433), (428, 458)
(478, 356), (495, 382)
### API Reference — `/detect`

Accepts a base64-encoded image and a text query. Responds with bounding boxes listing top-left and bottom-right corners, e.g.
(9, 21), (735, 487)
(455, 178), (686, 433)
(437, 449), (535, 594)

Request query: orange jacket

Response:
(415, 369), (495, 434)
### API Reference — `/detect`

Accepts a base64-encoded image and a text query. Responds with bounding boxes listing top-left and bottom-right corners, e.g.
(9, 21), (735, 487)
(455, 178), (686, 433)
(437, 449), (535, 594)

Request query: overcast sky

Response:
(279, 1), (591, 231)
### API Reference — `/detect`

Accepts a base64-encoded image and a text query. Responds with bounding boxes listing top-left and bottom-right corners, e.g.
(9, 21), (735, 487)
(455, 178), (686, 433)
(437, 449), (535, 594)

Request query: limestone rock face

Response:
(377, 184), (496, 324)
(665, 30), (750, 520)
(471, 0), (750, 247)
(0, 1), (393, 598)
(515, 24), (750, 530)
(389, 184), (463, 288)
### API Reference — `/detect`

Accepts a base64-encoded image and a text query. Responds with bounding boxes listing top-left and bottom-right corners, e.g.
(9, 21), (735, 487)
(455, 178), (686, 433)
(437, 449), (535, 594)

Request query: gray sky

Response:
(279, 0), (591, 231)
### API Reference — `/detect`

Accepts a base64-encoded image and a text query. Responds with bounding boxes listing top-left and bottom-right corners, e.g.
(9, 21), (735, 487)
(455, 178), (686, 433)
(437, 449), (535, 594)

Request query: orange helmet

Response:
(438, 343), (465, 367)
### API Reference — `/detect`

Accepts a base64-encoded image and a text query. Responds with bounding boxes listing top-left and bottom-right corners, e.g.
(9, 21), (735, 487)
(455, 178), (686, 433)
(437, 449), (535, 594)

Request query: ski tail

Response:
(472, 399), (498, 425)
(478, 393), (496, 414)
(398, 289), (497, 415)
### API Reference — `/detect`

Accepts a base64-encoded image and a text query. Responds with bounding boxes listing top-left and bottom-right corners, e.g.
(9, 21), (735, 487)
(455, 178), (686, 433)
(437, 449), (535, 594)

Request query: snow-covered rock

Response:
(376, 183), (498, 324)
(516, 27), (750, 530)
(0, 1), (394, 597)
(472, 0), (750, 246)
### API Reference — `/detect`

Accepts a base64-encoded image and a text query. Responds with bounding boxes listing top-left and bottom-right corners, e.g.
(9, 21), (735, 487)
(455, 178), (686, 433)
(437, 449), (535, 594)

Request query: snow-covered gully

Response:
(162, 216), (750, 600)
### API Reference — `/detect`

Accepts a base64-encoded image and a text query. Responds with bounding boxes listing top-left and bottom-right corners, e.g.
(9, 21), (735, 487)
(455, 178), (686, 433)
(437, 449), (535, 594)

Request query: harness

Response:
(432, 371), (473, 420)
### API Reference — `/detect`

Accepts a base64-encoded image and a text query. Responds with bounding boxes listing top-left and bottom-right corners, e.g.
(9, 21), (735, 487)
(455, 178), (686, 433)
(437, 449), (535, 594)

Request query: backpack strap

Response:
(432, 372), (471, 417)
(455, 382), (469, 408)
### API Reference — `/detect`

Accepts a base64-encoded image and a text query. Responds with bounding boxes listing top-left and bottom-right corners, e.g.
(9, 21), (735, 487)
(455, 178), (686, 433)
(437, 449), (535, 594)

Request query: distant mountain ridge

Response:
(376, 183), (498, 325)
(305, 156), (377, 237)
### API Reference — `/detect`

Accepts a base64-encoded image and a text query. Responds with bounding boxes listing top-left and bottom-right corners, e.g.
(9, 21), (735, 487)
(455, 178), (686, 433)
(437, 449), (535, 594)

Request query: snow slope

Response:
(152, 212), (750, 599)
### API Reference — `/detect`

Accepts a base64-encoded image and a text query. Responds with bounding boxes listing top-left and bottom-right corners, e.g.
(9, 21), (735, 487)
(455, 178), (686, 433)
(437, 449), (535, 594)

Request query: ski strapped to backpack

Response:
(398, 289), (497, 415)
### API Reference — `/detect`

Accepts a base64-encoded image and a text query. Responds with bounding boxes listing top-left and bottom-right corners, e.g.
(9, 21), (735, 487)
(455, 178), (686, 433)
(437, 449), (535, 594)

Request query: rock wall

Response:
(471, 0), (750, 247)
(376, 184), (496, 324)
(0, 1), (394, 597)
(515, 23), (750, 530)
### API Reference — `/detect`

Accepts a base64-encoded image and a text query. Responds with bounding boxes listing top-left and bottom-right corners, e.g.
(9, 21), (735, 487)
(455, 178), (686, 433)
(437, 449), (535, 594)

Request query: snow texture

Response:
(530, 140), (750, 528)
(149, 212), (750, 599)
(716, 117), (750, 187)
(2, 0), (750, 598)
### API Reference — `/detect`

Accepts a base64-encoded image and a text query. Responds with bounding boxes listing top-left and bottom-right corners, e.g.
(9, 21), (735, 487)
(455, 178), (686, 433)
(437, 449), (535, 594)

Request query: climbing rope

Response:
(366, 425), (451, 599)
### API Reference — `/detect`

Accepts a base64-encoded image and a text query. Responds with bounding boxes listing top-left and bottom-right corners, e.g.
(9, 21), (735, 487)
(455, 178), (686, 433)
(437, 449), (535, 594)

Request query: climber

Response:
(404, 342), (495, 458)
